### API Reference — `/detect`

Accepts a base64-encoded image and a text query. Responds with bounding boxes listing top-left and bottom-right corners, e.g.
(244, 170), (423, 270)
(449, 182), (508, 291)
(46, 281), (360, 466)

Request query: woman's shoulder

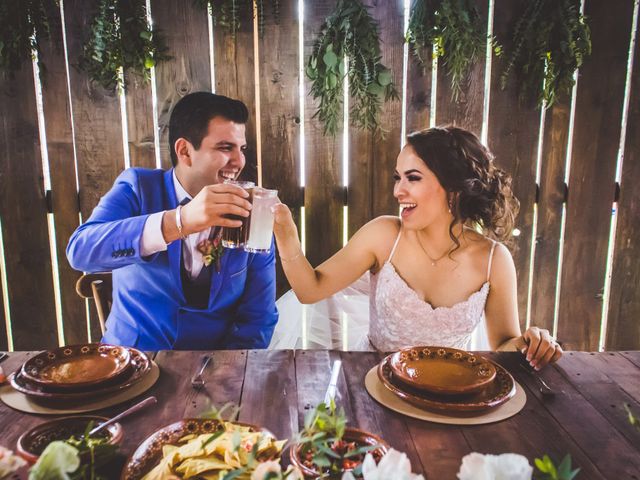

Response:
(351, 216), (402, 266)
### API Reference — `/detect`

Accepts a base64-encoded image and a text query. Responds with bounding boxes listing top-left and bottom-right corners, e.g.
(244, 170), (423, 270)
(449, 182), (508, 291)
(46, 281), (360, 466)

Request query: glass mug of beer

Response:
(244, 187), (279, 254)
(221, 180), (255, 248)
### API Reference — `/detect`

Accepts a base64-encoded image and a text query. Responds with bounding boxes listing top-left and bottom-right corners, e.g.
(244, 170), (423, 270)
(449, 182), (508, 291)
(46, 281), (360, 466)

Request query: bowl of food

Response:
(16, 415), (123, 464)
(289, 402), (388, 479)
(290, 427), (388, 479)
(121, 418), (286, 480)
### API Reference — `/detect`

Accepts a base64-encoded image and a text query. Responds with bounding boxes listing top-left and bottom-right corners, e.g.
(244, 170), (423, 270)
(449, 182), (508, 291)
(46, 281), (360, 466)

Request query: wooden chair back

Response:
(75, 272), (113, 335)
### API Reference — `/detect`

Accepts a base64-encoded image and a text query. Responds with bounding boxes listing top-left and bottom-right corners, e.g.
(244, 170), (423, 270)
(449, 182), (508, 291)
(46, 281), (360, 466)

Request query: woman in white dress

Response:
(272, 126), (562, 370)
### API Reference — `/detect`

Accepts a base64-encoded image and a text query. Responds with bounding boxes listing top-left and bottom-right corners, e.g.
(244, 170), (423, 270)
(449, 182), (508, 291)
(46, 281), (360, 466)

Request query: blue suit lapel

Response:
(209, 247), (233, 306)
(164, 169), (183, 295)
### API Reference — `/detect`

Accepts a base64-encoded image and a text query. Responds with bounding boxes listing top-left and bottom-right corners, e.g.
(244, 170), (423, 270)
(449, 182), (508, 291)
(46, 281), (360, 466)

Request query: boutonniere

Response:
(196, 229), (224, 272)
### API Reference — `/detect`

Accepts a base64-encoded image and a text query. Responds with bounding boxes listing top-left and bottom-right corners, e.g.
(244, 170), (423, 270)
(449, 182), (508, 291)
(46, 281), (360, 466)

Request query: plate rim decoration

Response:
(378, 354), (515, 413)
(20, 343), (132, 391)
(389, 346), (497, 395)
(10, 348), (150, 401)
(120, 418), (271, 480)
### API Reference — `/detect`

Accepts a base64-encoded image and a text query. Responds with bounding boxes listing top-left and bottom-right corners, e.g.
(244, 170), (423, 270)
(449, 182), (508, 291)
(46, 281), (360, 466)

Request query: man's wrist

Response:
(175, 205), (187, 239)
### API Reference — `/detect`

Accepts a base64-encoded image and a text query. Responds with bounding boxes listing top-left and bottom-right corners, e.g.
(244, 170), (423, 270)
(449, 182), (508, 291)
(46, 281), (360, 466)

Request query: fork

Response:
(191, 355), (212, 389)
(518, 363), (555, 397)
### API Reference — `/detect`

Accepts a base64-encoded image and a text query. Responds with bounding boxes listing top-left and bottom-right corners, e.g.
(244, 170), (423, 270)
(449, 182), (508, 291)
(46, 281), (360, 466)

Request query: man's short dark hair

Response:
(168, 92), (249, 166)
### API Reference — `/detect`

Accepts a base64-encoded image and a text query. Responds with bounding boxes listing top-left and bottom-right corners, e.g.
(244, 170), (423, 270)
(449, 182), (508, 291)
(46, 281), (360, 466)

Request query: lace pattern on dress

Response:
(367, 228), (494, 351)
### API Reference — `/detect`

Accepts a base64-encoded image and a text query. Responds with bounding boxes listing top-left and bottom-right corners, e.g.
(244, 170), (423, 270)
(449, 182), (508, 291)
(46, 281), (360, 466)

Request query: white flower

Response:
(341, 448), (425, 480)
(457, 452), (533, 480)
(0, 445), (27, 478)
(251, 460), (282, 480)
(251, 461), (303, 480)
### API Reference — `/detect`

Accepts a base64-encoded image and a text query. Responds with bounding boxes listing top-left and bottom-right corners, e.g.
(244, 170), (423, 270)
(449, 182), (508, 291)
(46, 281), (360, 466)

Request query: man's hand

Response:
(161, 184), (252, 243)
(181, 183), (252, 233)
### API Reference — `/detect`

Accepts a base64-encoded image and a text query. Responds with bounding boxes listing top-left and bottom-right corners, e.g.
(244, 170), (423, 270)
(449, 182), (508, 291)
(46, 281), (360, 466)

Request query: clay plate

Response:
(121, 419), (271, 480)
(289, 427), (388, 478)
(16, 415), (123, 464)
(389, 346), (496, 395)
(21, 343), (131, 391)
(378, 354), (515, 413)
(10, 348), (150, 402)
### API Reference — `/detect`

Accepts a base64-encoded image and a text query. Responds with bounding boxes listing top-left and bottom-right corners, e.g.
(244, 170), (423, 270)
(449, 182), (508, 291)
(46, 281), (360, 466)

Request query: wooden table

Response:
(1, 351), (639, 479)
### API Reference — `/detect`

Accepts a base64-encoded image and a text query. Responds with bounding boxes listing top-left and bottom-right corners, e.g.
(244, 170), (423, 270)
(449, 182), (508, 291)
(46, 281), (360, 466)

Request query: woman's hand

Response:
(514, 326), (563, 370)
(272, 202), (298, 240)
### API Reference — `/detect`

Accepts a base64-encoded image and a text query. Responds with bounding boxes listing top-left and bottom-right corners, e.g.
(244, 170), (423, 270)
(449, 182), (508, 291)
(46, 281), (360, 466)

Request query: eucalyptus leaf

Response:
(306, 0), (398, 136)
(323, 50), (339, 68)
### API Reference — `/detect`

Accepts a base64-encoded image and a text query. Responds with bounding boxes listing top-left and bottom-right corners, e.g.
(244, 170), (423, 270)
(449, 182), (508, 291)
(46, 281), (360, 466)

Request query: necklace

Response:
(416, 233), (453, 266)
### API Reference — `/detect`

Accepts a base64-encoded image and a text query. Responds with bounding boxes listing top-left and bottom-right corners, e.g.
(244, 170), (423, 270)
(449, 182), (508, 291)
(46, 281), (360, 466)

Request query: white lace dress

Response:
(270, 229), (495, 351)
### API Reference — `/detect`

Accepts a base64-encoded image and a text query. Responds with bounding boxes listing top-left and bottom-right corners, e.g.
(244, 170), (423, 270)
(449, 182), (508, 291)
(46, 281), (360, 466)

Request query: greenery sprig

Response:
(306, 0), (399, 136)
(79, 0), (169, 92)
(406, 0), (491, 102)
(0, 0), (59, 75)
(298, 401), (379, 478)
(194, 0), (280, 38)
(535, 454), (580, 480)
(500, 0), (591, 109)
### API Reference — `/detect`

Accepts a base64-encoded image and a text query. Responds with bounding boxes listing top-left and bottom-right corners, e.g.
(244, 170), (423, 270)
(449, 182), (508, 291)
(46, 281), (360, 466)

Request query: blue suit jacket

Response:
(66, 168), (278, 350)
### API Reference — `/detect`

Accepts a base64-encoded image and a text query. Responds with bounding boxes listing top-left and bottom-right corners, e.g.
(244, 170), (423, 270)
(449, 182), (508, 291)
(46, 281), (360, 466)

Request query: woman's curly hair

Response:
(406, 126), (519, 248)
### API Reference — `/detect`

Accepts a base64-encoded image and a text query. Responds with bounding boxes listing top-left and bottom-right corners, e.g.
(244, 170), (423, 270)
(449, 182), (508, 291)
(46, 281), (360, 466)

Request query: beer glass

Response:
(221, 180), (255, 248)
(244, 187), (278, 254)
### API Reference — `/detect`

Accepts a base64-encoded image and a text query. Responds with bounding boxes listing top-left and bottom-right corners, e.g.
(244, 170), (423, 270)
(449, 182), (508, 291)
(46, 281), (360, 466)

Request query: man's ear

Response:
(174, 138), (192, 166)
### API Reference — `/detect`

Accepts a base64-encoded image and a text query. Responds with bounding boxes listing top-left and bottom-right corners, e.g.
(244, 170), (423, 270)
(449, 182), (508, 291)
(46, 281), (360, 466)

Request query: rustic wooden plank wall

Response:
(0, 0), (638, 351)
(487, 0), (540, 332)
(39, 7), (86, 345)
(556, 0), (633, 351)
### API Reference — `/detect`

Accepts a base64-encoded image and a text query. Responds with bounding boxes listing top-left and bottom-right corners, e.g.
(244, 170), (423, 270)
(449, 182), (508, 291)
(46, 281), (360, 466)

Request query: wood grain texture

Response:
(0, 351), (638, 477)
(64, 0), (126, 341)
(557, 0), (633, 351)
(554, 352), (640, 447)
(257, 0), (302, 296)
(39, 7), (87, 345)
(124, 73), (157, 169)
(434, 0), (487, 134)
(152, 0), (211, 170)
(486, 0), (540, 330)
(529, 100), (571, 333)
(339, 351), (424, 473)
(348, 0), (404, 237)
(303, 0), (343, 267)
(238, 350), (298, 440)
(0, 64), (57, 350)
(213, 3), (258, 185)
(477, 353), (605, 479)
(606, 11), (640, 350)
(405, 50), (433, 133)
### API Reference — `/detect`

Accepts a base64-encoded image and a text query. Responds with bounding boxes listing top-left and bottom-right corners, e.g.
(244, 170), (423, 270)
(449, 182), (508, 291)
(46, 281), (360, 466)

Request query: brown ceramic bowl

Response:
(289, 427), (389, 479)
(389, 346), (497, 395)
(20, 343), (132, 392)
(16, 415), (123, 464)
(121, 419), (274, 480)
(10, 348), (151, 402)
(378, 354), (516, 413)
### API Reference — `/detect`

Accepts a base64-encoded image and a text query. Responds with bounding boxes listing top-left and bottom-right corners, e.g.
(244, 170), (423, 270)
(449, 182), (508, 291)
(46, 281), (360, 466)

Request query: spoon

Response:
(87, 396), (157, 437)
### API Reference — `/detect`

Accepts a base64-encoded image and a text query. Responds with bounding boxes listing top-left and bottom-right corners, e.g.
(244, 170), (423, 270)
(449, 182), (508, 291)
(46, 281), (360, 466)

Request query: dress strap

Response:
(486, 240), (497, 282)
(387, 227), (403, 262)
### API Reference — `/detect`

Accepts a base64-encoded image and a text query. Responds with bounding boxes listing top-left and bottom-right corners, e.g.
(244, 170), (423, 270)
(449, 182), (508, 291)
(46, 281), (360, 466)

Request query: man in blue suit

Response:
(67, 92), (278, 350)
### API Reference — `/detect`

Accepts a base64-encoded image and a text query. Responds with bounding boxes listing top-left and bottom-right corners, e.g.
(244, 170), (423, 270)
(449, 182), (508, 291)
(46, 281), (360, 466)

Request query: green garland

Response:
(500, 0), (591, 108)
(80, 0), (169, 92)
(306, 0), (399, 136)
(0, 0), (59, 75)
(406, 0), (489, 102)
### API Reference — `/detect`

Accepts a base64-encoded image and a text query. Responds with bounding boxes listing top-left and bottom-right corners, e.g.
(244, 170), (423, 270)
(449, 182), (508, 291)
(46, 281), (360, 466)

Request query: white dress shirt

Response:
(140, 172), (212, 279)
